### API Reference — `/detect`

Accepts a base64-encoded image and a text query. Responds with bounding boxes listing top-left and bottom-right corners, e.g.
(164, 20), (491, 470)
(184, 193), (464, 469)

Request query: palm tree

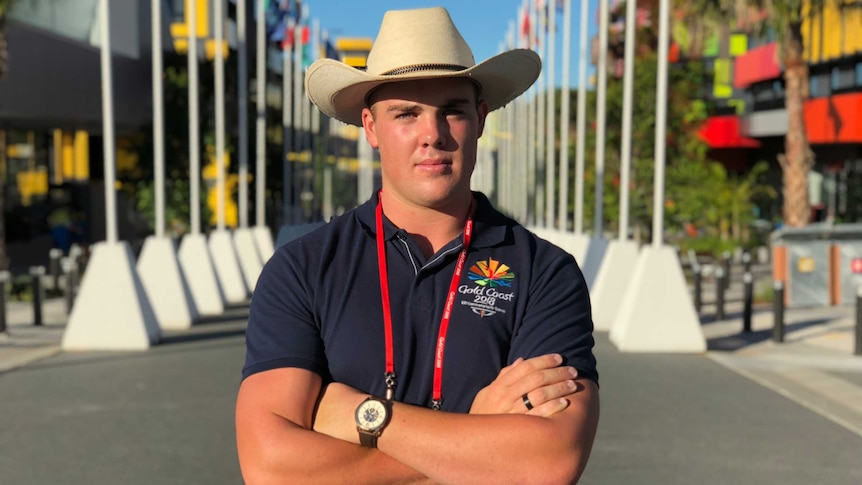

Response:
(681, 0), (837, 227)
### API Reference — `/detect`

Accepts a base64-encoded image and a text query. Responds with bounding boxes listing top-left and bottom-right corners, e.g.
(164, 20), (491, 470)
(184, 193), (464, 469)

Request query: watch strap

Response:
(358, 430), (379, 448)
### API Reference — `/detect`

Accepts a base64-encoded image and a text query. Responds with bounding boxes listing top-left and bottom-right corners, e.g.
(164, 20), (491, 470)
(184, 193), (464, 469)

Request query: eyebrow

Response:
(384, 98), (474, 113)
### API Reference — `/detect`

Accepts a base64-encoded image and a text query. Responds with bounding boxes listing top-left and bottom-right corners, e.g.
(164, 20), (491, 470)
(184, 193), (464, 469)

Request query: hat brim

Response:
(305, 49), (541, 126)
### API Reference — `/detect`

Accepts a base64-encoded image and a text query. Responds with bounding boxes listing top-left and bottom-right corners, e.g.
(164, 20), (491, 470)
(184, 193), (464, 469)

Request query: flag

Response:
(263, 0), (300, 44)
(321, 35), (339, 60)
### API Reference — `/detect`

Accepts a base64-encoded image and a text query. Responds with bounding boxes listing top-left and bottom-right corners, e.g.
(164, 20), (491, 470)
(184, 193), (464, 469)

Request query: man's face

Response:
(362, 78), (489, 211)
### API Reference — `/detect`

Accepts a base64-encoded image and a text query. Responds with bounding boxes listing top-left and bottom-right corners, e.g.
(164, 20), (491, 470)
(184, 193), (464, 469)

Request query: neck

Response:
(379, 192), (472, 258)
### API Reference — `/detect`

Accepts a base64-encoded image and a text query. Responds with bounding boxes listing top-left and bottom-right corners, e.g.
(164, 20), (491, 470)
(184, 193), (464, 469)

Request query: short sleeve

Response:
(509, 249), (598, 385)
(241, 242), (330, 381)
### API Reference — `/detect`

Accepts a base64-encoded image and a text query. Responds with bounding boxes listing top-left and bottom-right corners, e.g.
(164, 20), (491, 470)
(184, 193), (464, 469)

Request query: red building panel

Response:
(698, 115), (761, 148)
(804, 92), (862, 143)
(734, 43), (782, 88)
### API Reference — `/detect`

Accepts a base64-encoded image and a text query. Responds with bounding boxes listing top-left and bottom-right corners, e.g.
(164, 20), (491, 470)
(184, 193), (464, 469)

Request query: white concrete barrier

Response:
(178, 233), (225, 316)
(591, 239), (639, 331)
(208, 229), (249, 304)
(62, 241), (160, 350)
(233, 228), (263, 292)
(609, 245), (706, 352)
(137, 236), (198, 330)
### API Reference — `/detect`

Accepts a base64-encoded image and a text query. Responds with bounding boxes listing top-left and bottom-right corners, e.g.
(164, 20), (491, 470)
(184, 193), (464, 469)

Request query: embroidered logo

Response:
(468, 259), (515, 288)
(459, 258), (516, 317)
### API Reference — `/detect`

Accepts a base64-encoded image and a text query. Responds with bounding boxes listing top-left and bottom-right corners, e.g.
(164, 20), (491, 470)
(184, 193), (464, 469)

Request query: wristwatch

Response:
(355, 396), (392, 448)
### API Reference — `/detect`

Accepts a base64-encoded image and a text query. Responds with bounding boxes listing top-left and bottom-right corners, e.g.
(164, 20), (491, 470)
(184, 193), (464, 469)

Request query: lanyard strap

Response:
(375, 191), (473, 409)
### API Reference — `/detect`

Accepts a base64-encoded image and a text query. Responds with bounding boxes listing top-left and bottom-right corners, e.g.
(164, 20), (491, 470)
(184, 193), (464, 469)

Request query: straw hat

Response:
(305, 7), (541, 127)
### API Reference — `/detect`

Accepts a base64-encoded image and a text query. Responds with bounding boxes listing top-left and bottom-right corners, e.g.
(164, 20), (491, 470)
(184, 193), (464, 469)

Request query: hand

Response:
(469, 354), (579, 417)
(312, 382), (366, 444)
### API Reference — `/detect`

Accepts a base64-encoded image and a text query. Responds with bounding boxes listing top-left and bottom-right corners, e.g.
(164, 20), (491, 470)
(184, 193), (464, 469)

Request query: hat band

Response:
(381, 63), (469, 76)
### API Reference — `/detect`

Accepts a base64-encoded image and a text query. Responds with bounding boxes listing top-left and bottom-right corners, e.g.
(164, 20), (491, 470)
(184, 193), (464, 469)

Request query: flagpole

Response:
(526, 16), (537, 225)
(594, 0), (609, 237)
(152, 0), (164, 238)
(545, 0), (556, 229)
(558, 0), (571, 232)
(238, 0), (249, 229)
(214, 0), (226, 231)
(188, 0), (200, 235)
(534, 0), (546, 225)
(283, 17), (294, 224)
(654, 0), (670, 246)
(573, 0), (588, 234)
(619, 0), (637, 241)
(99, 0), (117, 244)
(256, 0), (266, 228)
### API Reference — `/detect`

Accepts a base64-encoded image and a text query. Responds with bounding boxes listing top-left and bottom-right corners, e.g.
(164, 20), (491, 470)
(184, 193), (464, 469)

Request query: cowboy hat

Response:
(305, 7), (541, 127)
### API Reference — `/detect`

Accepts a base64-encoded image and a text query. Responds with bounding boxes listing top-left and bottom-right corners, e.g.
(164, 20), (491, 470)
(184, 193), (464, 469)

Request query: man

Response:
(236, 7), (599, 484)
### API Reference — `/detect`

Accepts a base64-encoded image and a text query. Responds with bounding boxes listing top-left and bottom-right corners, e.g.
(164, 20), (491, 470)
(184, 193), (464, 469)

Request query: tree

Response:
(679, 0), (847, 227)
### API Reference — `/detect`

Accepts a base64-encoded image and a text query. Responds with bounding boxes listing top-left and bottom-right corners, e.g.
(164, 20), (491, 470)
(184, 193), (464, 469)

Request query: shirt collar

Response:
(354, 191), (509, 249)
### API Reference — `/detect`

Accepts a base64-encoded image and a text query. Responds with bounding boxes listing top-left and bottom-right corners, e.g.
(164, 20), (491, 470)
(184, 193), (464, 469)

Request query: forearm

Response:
(237, 410), (433, 485)
(380, 396), (596, 485)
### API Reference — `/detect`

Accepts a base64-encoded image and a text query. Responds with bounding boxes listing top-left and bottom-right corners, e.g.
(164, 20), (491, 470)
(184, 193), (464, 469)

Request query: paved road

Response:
(1, 302), (861, 484)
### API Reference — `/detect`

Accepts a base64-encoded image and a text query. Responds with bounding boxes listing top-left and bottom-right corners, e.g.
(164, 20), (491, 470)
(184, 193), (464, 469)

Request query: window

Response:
(856, 62), (862, 86)
(831, 65), (855, 91)
(810, 72), (830, 98)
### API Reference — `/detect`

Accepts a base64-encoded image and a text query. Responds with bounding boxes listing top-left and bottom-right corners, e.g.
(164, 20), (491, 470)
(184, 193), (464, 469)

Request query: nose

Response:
(422, 115), (447, 148)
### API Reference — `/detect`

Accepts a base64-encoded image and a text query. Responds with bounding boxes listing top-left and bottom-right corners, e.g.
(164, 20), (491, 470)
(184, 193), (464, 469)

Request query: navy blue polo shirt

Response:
(243, 192), (597, 413)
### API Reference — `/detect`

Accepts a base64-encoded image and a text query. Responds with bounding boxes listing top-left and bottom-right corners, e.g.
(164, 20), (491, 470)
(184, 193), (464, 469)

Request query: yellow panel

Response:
(53, 129), (64, 185)
(342, 55), (367, 68)
(74, 131), (89, 180)
(729, 34), (748, 57)
(205, 39), (230, 60)
(803, 0), (862, 62)
(170, 0), (210, 39)
(845, 7), (862, 55)
(335, 38), (373, 51)
(62, 131), (75, 183)
(823, 5), (841, 60)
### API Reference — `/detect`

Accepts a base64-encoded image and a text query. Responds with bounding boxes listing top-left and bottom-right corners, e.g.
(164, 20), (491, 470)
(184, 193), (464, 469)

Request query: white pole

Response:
(188, 0), (200, 235)
(653, 0), (670, 247)
(535, 0), (546, 225)
(619, 0), (637, 241)
(545, 0), (556, 229)
(594, 0), (609, 237)
(151, 0), (164, 238)
(283, 18), (294, 222)
(99, 0), (117, 244)
(524, 0), (539, 225)
(214, 0), (226, 231)
(558, 0), (571, 232)
(238, 0), (249, 229)
(293, 19), (303, 221)
(574, 0), (588, 234)
(236, 0), (248, 229)
(256, 0), (267, 228)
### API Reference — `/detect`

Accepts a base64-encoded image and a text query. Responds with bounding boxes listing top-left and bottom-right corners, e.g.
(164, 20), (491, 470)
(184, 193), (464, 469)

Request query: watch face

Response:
(356, 399), (388, 432)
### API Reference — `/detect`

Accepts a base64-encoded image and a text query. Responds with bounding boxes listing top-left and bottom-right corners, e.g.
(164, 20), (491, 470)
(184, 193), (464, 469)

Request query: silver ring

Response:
(522, 393), (533, 411)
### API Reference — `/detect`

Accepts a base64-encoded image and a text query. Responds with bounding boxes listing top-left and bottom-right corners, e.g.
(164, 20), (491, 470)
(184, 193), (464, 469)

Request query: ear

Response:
(362, 108), (379, 148)
(476, 100), (490, 139)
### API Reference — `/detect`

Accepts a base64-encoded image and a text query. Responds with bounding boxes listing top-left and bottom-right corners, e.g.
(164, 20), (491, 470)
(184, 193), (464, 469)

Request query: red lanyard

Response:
(375, 191), (473, 410)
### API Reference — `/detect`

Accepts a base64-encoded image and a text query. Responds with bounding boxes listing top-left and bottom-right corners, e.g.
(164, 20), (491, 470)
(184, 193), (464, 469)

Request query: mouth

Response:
(416, 158), (452, 167)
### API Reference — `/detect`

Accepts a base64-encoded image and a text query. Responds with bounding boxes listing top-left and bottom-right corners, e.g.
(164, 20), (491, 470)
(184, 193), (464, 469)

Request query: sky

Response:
(312, 0), (598, 88)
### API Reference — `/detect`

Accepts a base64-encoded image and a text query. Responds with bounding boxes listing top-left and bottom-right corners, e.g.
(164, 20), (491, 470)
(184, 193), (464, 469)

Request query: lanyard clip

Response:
(385, 372), (397, 401)
(431, 399), (442, 411)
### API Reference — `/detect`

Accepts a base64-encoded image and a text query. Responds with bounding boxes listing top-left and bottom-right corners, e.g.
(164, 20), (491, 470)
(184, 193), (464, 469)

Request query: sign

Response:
(852, 258), (862, 274)
(797, 257), (815, 273)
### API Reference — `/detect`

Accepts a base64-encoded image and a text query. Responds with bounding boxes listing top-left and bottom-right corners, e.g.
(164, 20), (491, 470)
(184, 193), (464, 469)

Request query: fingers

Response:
(495, 354), (564, 388)
(525, 397), (569, 418)
(519, 373), (578, 416)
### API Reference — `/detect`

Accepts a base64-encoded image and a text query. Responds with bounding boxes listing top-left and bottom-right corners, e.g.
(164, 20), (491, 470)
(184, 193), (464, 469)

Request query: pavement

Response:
(1, 268), (861, 483)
